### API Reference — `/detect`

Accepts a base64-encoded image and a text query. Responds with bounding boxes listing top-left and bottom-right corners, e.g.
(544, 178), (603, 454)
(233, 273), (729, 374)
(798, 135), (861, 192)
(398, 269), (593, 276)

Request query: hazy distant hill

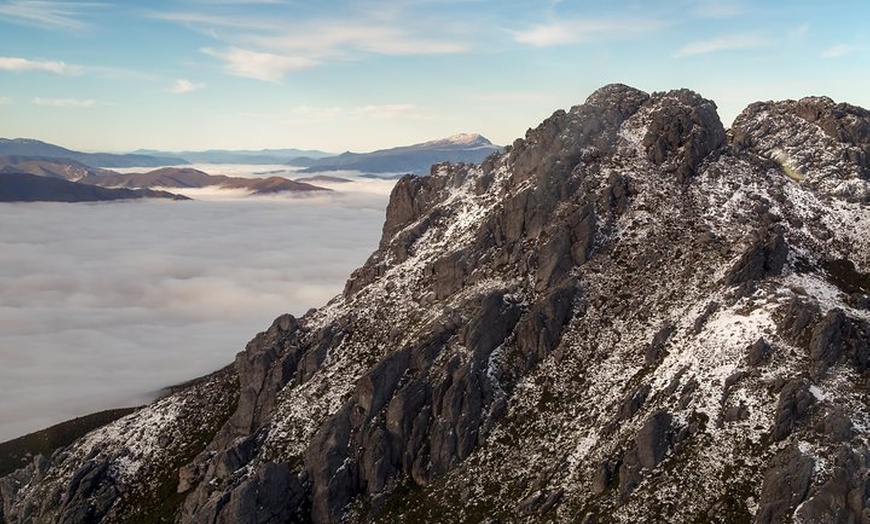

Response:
(0, 170), (187, 202)
(135, 148), (333, 165)
(298, 133), (502, 174)
(79, 167), (329, 194)
(0, 138), (188, 168)
(0, 155), (117, 180)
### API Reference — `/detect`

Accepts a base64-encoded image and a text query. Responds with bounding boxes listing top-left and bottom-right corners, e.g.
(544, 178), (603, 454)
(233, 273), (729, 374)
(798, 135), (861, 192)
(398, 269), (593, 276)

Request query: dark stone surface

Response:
(641, 89), (725, 182)
(538, 489), (564, 515)
(229, 314), (303, 438)
(770, 379), (816, 442)
(592, 459), (618, 495)
(635, 411), (674, 470)
(616, 383), (651, 421)
(821, 408), (854, 442)
(795, 450), (868, 524)
(776, 298), (821, 345)
(754, 447), (814, 524)
(515, 490), (543, 514)
(747, 338), (773, 367)
(617, 448), (642, 501)
(724, 228), (788, 288)
(58, 460), (116, 524)
(645, 324), (676, 365)
(512, 283), (578, 376)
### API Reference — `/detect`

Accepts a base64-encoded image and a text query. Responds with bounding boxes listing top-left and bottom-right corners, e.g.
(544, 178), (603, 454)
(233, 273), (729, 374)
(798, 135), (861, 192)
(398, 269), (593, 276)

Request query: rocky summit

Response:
(1, 84), (868, 524)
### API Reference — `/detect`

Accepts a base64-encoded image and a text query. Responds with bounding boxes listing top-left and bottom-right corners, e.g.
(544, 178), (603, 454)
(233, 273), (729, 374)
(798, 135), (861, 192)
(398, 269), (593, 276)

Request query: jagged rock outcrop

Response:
(2, 84), (869, 524)
(731, 95), (870, 201)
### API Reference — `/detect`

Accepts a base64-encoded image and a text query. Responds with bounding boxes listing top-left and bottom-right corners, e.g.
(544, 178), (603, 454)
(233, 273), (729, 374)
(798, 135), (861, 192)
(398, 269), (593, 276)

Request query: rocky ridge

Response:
(77, 167), (329, 195)
(0, 170), (188, 202)
(1, 85), (868, 523)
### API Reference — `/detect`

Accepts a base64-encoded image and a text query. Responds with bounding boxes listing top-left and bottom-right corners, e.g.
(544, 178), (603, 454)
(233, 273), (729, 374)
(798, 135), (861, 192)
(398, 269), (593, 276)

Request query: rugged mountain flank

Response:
(2, 85), (868, 523)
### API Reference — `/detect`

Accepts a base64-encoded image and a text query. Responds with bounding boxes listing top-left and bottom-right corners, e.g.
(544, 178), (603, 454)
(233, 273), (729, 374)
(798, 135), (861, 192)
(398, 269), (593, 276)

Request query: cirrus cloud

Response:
(0, 56), (82, 74)
(154, 8), (471, 82)
(513, 18), (665, 47)
(0, 0), (103, 31)
(249, 21), (469, 57)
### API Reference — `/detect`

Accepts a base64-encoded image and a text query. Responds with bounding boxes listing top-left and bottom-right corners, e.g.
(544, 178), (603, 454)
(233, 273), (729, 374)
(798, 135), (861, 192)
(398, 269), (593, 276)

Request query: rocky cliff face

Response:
(2, 84), (868, 524)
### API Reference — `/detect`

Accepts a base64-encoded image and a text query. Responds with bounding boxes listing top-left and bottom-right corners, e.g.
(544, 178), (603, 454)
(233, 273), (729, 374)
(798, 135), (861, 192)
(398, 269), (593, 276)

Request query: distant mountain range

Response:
(0, 139), (187, 168)
(134, 148), (333, 165)
(77, 167), (329, 195)
(0, 155), (116, 180)
(0, 133), (504, 185)
(296, 133), (502, 174)
(0, 133), (503, 205)
(0, 170), (187, 202)
(0, 158), (329, 196)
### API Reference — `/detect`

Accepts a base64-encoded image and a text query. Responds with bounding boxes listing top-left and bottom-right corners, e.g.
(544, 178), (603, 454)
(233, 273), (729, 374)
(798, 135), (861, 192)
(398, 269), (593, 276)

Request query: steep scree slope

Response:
(1, 85), (868, 524)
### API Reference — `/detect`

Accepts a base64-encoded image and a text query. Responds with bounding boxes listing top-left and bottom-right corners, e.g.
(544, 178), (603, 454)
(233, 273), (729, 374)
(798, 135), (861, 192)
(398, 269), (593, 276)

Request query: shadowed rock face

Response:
(2, 84), (869, 524)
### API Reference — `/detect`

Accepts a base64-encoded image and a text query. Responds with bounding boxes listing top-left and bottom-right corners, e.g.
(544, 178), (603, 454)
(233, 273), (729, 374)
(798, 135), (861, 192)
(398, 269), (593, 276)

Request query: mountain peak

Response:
(3, 85), (869, 524)
(424, 132), (493, 147)
(299, 132), (501, 175)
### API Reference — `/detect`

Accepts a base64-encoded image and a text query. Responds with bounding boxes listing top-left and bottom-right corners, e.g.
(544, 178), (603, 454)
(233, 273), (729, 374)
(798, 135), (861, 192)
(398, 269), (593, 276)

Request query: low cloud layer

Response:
(0, 181), (390, 441)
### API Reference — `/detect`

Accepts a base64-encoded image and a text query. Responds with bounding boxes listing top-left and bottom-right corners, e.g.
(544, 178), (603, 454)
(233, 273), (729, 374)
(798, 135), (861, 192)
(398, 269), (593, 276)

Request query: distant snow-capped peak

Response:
(418, 133), (497, 149)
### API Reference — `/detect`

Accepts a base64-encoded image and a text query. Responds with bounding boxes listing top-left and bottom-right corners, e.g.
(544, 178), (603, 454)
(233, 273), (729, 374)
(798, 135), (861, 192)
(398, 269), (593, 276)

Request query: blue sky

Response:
(0, 0), (867, 152)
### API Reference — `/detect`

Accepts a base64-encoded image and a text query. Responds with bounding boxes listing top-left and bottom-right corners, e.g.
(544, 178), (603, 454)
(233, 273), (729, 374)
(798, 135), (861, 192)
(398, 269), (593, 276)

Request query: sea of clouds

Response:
(0, 172), (394, 441)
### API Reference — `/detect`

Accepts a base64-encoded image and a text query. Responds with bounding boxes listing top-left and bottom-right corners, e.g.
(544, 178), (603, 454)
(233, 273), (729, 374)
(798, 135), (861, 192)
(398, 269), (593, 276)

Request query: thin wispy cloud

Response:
(154, 8), (470, 82)
(820, 43), (860, 58)
(151, 10), (281, 32)
(202, 46), (317, 82)
(673, 35), (766, 57)
(33, 96), (95, 108)
(250, 22), (469, 57)
(0, 96), (11, 105)
(0, 0), (102, 31)
(0, 56), (82, 74)
(512, 18), (665, 47)
(171, 79), (205, 94)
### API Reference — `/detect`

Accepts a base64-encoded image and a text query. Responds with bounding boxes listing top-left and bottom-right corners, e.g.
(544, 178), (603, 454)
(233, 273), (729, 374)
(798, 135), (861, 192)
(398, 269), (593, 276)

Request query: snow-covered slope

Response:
(1, 85), (868, 524)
